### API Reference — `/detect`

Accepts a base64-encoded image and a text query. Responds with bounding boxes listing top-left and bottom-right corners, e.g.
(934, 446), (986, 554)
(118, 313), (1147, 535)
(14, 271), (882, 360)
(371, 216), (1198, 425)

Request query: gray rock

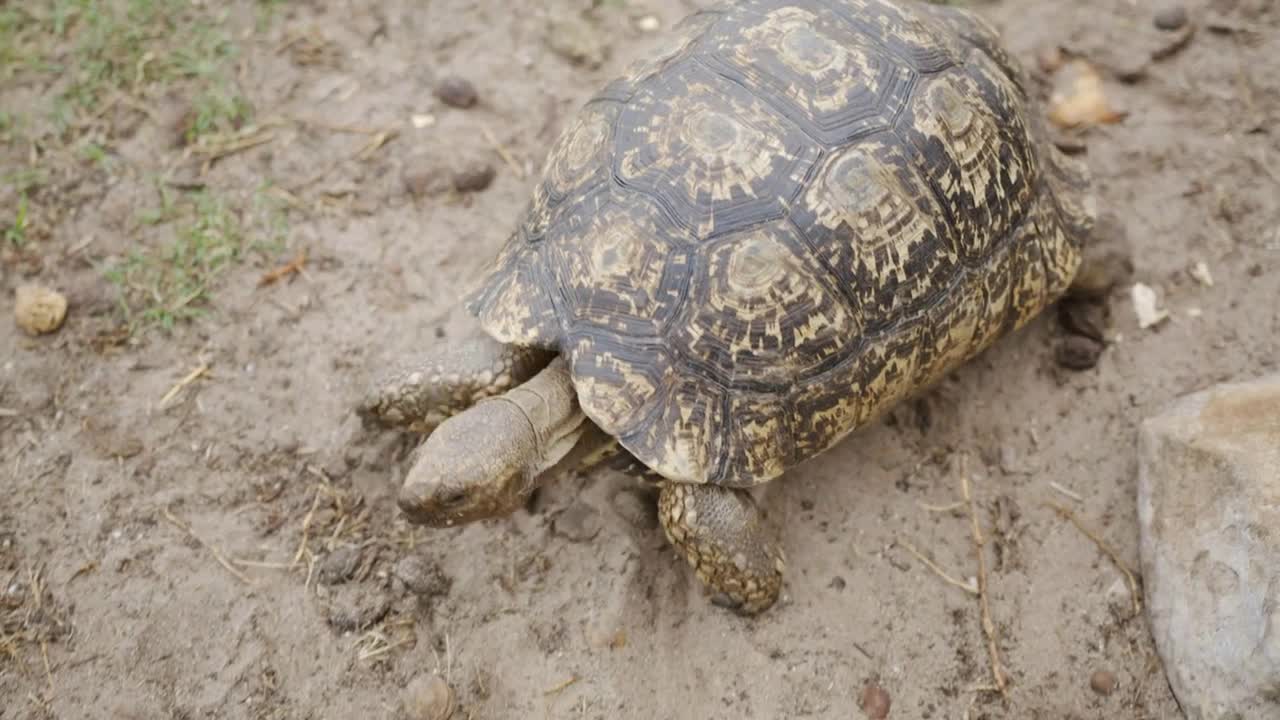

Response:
(1138, 373), (1280, 720)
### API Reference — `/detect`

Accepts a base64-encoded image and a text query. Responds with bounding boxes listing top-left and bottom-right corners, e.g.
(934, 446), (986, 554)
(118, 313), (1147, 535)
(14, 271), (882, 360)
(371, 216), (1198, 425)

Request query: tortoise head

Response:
(397, 356), (595, 528)
(397, 399), (539, 527)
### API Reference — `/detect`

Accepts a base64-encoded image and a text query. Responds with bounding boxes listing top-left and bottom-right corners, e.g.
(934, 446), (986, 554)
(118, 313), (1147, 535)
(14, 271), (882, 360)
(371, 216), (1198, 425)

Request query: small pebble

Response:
(829, 576), (846, 591)
(403, 673), (456, 720)
(316, 545), (361, 585)
(434, 76), (478, 109)
(1058, 298), (1107, 343)
(1154, 5), (1188, 31)
(999, 444), (1021, 475)
(1056, 334), (1105, 371)
(1090, 669), (1118, 696)
(636, 15), (661, 32)
(552, 502), (602, 543)
(402, 162), (451, 198)
(395, 555), (452, 598)
(15, 284), (68, 336)
(452, 162), (496, 193)
(1036, 45), (1064, 74)
(860, 682), (891, 719)
(1131, 282), (1169, 329)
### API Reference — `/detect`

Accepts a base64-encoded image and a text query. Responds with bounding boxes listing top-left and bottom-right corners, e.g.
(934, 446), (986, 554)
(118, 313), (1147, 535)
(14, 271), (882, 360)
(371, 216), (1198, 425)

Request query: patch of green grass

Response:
(105, 185), (288, 333)
(185, 88), (252, 144)
(6, 0), (254, 143)
(4, 193), (29, 247)
(106, 190), (247, 331)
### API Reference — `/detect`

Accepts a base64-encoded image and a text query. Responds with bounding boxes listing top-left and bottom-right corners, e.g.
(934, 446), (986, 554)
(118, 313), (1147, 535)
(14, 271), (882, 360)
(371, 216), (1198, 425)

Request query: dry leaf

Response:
(1048, 60), (1127, 128)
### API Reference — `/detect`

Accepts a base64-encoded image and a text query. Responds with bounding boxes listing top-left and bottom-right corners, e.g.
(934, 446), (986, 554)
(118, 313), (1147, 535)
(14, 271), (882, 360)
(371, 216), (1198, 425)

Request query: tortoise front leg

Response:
(358, 334), (553, 433)
(658, 482), (786, 615)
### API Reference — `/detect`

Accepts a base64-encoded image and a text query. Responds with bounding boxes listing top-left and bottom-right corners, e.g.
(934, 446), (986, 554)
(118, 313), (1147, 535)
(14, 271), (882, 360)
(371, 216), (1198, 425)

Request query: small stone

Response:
(452, 162), (496, 193)
(635, 15), (661, 33)
(1189, 260), (1214, 287)
(829, 576), (846, 591)
(402, 161), (451, 198)
(1138, 373), (1280, 719)
(394, 555), (452, 598)
(1037, 45), (1064, 74)
(610, 486), (658, 530)
(860, 682), (891, 719)
(998, 444), (1021, 475)
(316, 545), (361, 585)
(546, 13), (608, 69)
(1055, 334), (1105, 370)
(410, 113), (437, 129)
(1154, 5), (1189, 31)
(1131, 283), (1169, 329)
(434, 76), (478, 109)
(321, 453), (349, 481)
(1090, 670), (1118, 695)
(403, 673), (456, 720)
(15, 284), (68, 336)
(552, 501), (602, 542)
(1058, 298), (1107, 343)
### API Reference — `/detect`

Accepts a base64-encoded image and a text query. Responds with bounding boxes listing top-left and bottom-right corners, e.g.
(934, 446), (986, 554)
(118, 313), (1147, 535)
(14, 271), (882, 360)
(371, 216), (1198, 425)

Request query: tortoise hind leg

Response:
(658, 482), (786, 615)
(358, 334), (554, 433)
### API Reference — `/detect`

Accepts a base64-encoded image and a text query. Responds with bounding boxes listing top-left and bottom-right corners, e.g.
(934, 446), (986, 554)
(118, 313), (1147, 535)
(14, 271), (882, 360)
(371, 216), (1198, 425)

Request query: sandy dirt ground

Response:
(2, 0), (1278, 718)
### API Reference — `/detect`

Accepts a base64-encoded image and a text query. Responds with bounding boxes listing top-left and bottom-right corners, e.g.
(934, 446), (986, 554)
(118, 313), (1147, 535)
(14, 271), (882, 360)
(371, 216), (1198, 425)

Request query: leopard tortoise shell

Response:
(464, 0), (1095, 489)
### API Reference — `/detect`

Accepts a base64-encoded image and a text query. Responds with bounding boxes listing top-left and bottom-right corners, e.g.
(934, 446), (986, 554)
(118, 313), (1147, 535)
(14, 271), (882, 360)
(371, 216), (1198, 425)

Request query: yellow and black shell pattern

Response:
(465, 0), (1095, 487)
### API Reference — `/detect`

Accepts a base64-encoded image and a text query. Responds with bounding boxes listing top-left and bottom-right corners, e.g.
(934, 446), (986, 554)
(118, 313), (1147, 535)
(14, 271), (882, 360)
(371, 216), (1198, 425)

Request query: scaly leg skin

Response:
(358, 334), (553, 434)
(658, 482), (786, 615)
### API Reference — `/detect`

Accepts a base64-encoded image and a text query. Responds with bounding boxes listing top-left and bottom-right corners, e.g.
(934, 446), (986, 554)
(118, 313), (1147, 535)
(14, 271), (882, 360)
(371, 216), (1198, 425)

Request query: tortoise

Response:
(359, 0), (1099, 615)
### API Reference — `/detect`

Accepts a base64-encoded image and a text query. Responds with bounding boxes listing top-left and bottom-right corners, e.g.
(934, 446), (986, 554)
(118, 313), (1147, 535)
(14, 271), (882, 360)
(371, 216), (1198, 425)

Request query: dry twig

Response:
(898, 540), (977, 595)
(480, 124), (526, 179)
(1047, 502), (1142, 615)
(159, 363), (209, 407)
(544, 676), (578, 695)
(259, 249), (308, 287)
(961, 458), (1009, 695)
(161, 507), (255, 585)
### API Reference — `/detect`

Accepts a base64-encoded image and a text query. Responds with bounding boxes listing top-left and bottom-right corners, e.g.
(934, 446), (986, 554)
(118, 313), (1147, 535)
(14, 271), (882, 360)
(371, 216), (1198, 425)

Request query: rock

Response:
(1138, 373), (1280, 720)
(1058, 298), (1108, 343)
(635, 15), (661, 33)
(1154, 5), (1189, 31)
(394, 555), (452, 598)
(434, 76), (478, 109)
(15, 284), (68, 335)
(552, 501), (602, 542)
(859, 682), (891, 719)
(545, 13), (608, 69)
(316, 545), (361, 585)
(402, 159), (451, 198)
(1131, 283), (1169, 329)
(452, 162), (495, 193)
(1090, 669), (1118, 696)
(1055, 334), (1105, 370)
(403, 674), (456, 720)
